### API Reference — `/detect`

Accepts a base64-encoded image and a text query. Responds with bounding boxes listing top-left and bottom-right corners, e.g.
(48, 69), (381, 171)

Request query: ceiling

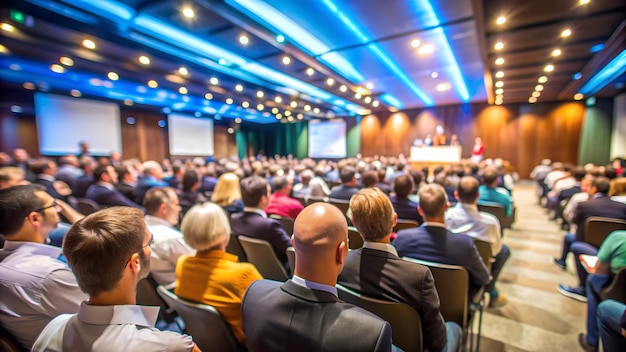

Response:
(0, 0), (624, 124)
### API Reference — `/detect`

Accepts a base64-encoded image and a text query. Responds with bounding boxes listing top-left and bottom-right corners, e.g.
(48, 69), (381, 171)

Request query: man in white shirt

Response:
(0, 185), (86, 350)
(446, 176), (511, 308)
(143, 187), (193, 287)
(32, 207), (199, 352)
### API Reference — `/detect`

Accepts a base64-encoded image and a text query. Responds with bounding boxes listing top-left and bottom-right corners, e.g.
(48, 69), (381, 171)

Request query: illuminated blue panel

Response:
(379, 94), (404, 109)
(590, 44), (605, 53)
(59, 0), (134, 20)
(579, 49), (626, 95)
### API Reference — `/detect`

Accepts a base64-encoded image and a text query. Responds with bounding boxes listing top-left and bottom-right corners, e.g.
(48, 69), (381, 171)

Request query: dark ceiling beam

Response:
(485, 37), (609, 56)
(471, 0), (494, 104)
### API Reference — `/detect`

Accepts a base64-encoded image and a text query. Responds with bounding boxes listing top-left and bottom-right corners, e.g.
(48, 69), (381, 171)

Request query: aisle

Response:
(477, 181), (586, 351)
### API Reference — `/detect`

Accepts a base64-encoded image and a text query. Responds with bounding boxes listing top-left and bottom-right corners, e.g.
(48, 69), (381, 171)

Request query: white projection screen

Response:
(308, 119), (347, 159)
(34, 93), (122, 155)
(168, 113), (214, 156)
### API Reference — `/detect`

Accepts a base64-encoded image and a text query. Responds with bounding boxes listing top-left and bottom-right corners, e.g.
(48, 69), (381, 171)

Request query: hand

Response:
(622, 328), (626, 338)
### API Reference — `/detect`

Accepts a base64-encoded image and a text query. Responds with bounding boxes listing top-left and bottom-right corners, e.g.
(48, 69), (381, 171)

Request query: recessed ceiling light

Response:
(146, 80), (158, 88)
(551, 49), (562, 57)
(561, 28), (572, 38)
(529, 97), (537, 103)
(235, 118), (242, 124)
(276, 34), (285, 43)
(574, 93), (584, 100)
(218, 58), (227, 66)
(178, 87), (188, 94)
(538, 76), (548, 83)
(339, 85), (347, 92)
(372, 100), (380, 107)
(495, 81), (504, 88)
(274, 96), (282, 103)
(50, 64), (65, 73)
(355, 93), (362, 99)
(272, 107), (279, 114)
(0, 44), (8, 53)
(544, 64), (554, 72)
(495, 71), (504, 78)
(182, 7), (194, 18)
(256, 90), (264, 98)
(535, 84), (544, 91)
(124, 99), (134, 106)
(205, 93), (213, 100)
(82, 39), (96, 49)
(257, 104), (264, 111)
(495, 57), (504, 65)
(304, 105), (311, 111)
(285, 110), (292, 117)
(178, 67), (188, 76)
(209, 77), (219, 85)
(282, 56), (291, 65)
(366, 82), (374, 90)
(496, 94), (503, 100)
(495, 100), (503, 105)
(495, 88), (504, 95)
(1, 23), (15, 32)
(60, 57), (74, 66)
(326, 78), (335, 86)
(306, 67), (315, 76)
(226, 98), (233, 104)
(494, 42), (504, 50)
(23, 82), (35, 90)
(297, 113), (304, 120)
(241, 101), (249, 108)
(411, 39), (421, 48)
(276, 113), (282, 119)
(139, 56), (150, 65)
(496, 16), (506, 25)
(418, 44), (434, 55)
(532, 91), (541, 98)
(579, 0), (590, 4)
(364, 96), (372, 103)
(239, 35), (249, 45)
(290, 101), (298, 108)
(313, 108), (320, 114)
(71, 89), (81, 97)
(107, 71), (119, 80)
(431, 72), (439, 78)
(436, 83), (450, 92)
(235, 84), (243, 92)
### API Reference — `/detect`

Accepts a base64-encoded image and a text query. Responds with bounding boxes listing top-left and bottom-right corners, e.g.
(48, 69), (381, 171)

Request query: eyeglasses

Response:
(32, 201), (59, 213)
(124, 234), (154, 268)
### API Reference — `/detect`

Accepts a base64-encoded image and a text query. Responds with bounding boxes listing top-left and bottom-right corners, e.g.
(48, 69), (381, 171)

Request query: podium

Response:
(409, 146), (462, 170)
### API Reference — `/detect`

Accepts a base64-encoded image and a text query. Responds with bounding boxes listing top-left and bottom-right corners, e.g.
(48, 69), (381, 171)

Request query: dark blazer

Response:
(230, 211), (291, 264)
(116, 182), (136, 202)
(338, 247), (446, 351)
(572, 194), (626, 242)
(329, 185), (359, 200)
(134, 177), (168, 204)
(85, 183), (144, 211)
(34, 177), (66, 201)
(71, 175), (94, 198)
(242, 279), (392, 352)
(558, 185), (581, 202)
(392, 225), (491, 300)
(389, 196), (423, 224)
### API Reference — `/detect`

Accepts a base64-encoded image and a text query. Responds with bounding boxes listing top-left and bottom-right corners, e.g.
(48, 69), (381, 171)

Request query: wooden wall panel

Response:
(0, 111), (39, 158)
(213, 125), (238, 160)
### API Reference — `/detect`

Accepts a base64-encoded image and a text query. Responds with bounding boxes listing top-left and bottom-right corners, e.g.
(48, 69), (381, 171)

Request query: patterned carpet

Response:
(475, 181), (586, 351)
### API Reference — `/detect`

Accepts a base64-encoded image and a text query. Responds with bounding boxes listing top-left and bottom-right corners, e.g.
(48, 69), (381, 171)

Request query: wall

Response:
(611, 93), (626, 159)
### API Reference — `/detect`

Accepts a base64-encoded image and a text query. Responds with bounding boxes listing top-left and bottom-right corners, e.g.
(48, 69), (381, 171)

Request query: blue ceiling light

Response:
(320, 0), (433, 106)
(379, 94), (404, 109)
(579, 49), (626, 95)
(590, 43), (605, 53)
(227, 0), (363, 82)
(58, 0), (134, 21)
(414, 0), (470, 102)
(573, 72), (583, 80)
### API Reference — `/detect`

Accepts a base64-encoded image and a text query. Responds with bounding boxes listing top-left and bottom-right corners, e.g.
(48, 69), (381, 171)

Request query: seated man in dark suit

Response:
(85, 165), (144, 210)
(329, 165), (360, 200)
(115, 164), (138, 202)
(242, 203), (393, 352)
(231, 176), (291, 265)
(339, 188), (462, 352)
(389, 174), (423, 223)
(393, 184), (491, 302)
(31, 159), (68, 201)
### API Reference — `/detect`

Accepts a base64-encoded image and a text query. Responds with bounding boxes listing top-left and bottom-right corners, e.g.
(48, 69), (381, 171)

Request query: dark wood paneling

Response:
(0, 111), (39, 158)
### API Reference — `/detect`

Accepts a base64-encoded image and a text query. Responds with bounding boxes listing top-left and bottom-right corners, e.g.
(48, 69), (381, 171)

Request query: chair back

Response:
(477, 202), (510, 232)
(600, 267), (626, 304)
(238, 236), (289, 281)
(0, 324), (25, 352)
(473, 238), (493, 271)
(156, 286), (240, 352)
(403, 257), (469, 328)
(347, 226), (364, 250)
(76, 198), (100, 215)
(329, 198), (351, 223)
(269, 214), (294, 235)
(584, 217), (626, 249)
(286, 247), (296, 277)
(294, 196), (307, 207)
(337, 285), (423, 352)
(226, 234), (247, 262)
(136, 274), (177, 323)
(305, 196), (327, 206)
(393, 219), (420, 233)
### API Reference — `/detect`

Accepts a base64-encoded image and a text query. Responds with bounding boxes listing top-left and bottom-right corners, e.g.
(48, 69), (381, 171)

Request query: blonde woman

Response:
(176, 202), (262, 346)
(211, 172), (244, 214)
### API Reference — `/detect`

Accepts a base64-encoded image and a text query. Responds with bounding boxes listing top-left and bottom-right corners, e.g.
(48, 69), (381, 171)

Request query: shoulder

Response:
(106, 326), (194, 352)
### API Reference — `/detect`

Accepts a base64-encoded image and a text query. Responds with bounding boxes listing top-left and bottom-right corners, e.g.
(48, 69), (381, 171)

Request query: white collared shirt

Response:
(292, 275), (338, 297)
(145, 215), (194, 286)
(32, 302), (194, 351)
(445, 203), (502, 256)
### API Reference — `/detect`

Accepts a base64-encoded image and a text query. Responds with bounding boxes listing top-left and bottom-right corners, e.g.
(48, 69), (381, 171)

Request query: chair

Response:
(347, 226), (364, 250)
(76, 197), (100, 215)
(584, 217), (626, 249)
(477, 202), (509, 234)
(294, 195), (307, 207)
(226, 234), (247, 262)
(329, 198), (351, 223)
(473, 238), (493, 272)
(136, 274), (178, 324)
(600, 267), (626, 304)
(156, 286), (240, 352)
(305, 196), (328, 206)
(269, 214), (294, 235)
(393, 219), (419, 233)
(0, 324), (25, 352)
(286, 246), (296, 277)
(238, 236), (289, 281)
(336, 284), (423, 352)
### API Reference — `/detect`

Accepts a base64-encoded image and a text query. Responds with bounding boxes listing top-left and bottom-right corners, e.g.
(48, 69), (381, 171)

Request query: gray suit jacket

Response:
(242, 279), (393, 352)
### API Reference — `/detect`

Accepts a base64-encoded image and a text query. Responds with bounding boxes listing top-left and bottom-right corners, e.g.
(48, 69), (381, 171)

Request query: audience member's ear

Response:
(417, 205), (425, 217)
(454, 190), (459, 200)
(291, 234), (295, 247)
(392, 212), (398, 227)
(336, 240), (347, 265)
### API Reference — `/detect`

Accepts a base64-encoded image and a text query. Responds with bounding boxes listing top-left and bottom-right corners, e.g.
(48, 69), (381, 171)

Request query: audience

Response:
(478, 166), (512, 216)
(32, 207), (200, 351)
(242, 203), (393, 352)
(175, 202), (262, 346)
(265, 175), (304, 219)
(86, 165), (144, 210)
(115, 164), (138, 201)
(178, 169), (207, 215)
(596, 300), (626, 351)
(329, 165), (360, 200)
(135, 160), (168, 204)
(389, 174), (423, 223)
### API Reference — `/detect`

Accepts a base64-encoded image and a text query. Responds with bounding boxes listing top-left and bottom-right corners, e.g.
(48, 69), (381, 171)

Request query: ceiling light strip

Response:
(579, 49), (626, 96)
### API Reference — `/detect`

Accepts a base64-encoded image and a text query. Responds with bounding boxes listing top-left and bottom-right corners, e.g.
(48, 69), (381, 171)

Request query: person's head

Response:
(110, 151), (121, 162)
(78, 141), (89, 154)
(273, 175), (293, 195)
(360, 170), (378, 188)
(31, 159), (56, 176)
(572, 167), (586, 182)
(63, 207), (150, 297)
(339, 166), (356, 185)
(393, 174), (414, 198)
(116, 165), (137, 183)
(349, 188), (395, 242)
(58, 155), (79, 167)
(455, 176), (480, 204)
(211, 172), (242, 207)
(143, 187), (181, 225)
(142, 160), (164, 180)
(0, 184), (61, 242)
(13, 148), (29, 163)
(292, 203), (349, 284)
(181, 202), (231, 252)
(94, 165), (118, 185)
(590, 176), (610, 195)
(182, 169), (201, 192)
(300, 169), (314, 186)
(417, 184), (448, 220)
(240, 176), (270, 208)
(482, 166), (499, 187)
(474, 137), (482, 145)
(0, 167), (26, 189)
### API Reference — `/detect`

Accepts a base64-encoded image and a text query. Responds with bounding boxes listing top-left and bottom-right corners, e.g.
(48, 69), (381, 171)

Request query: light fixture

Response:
(209, 77), (219, 85)
(313, 107), (320, 114)
(50, 64), (65, 73)
(496, 94), (503, 100)
(306, 67), (315, 76)
(495, 81), (504, 88)
(239, 35), (249, 45)
(148, 80), (158, 88)
(544, 64), (554, 72)
(538, 76), (548, 83)
(272, 107), (279, 114)
(235, 84), (243, 92)
(182, 7), (195, 18)
(535, 84), (544, 91)
(579, 50), (626, 95)
(82, 39), (96, 49)
(226, 98), (233, 104)
(276, 34), (285, 43)
(496, 16), (506, 25)
(274, 96), (282, 103)
(178, 87), (188, 94)
(561, 28), (572, 38)
(495, 100), (503, 105)
(139, 55), (150, 65)
(354, 93), (361, 99)
(276, 113), (282, 119)
(436, 83), (450, 92)
(532, 91), (541, 98)
(411, 39), (421, 48)
(282, 56), (291, 65)
(107, 71), (119, 80)
(574, 93), (584, 100)
(364, 97), (372, 103)
(431, 72), (439, 78)
(257, 104), (264, 110)
(494, 42), (504, 50)
(290, 101), (298, 108)
(178, 67), (188, 76)
(124, 99), (134, 106)
(205, 93), (213, 100)
(339, 85), (347, 92)
(1, 23), (15, 32)
(495, 88), (504, 95)
(366, 82), (374, 89)
(60, 57), (74, 66)
(495, 71), (504, 78)
(23, 82), (35, 90)
(256, 90), (264, 98)
(70, 89), (82, 97)
(241, 101), (249, 108)
(579, 0), (590, 5)
(372, 100), (380, 107)
(285, 110), (292, 116)
(304, 105), (311, 111)
(529, 97), (537, 103)
(326, 78), (335, 86)
(495, 57), (504, 65)
(418, 44), (434, 55)
(552, 49), (562, 57)
(297, 113), (304, 120)
(235, 117), (242, 124)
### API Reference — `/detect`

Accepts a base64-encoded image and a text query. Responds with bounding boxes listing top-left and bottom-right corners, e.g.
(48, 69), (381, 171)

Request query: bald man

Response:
(242, 203), (393, 352)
